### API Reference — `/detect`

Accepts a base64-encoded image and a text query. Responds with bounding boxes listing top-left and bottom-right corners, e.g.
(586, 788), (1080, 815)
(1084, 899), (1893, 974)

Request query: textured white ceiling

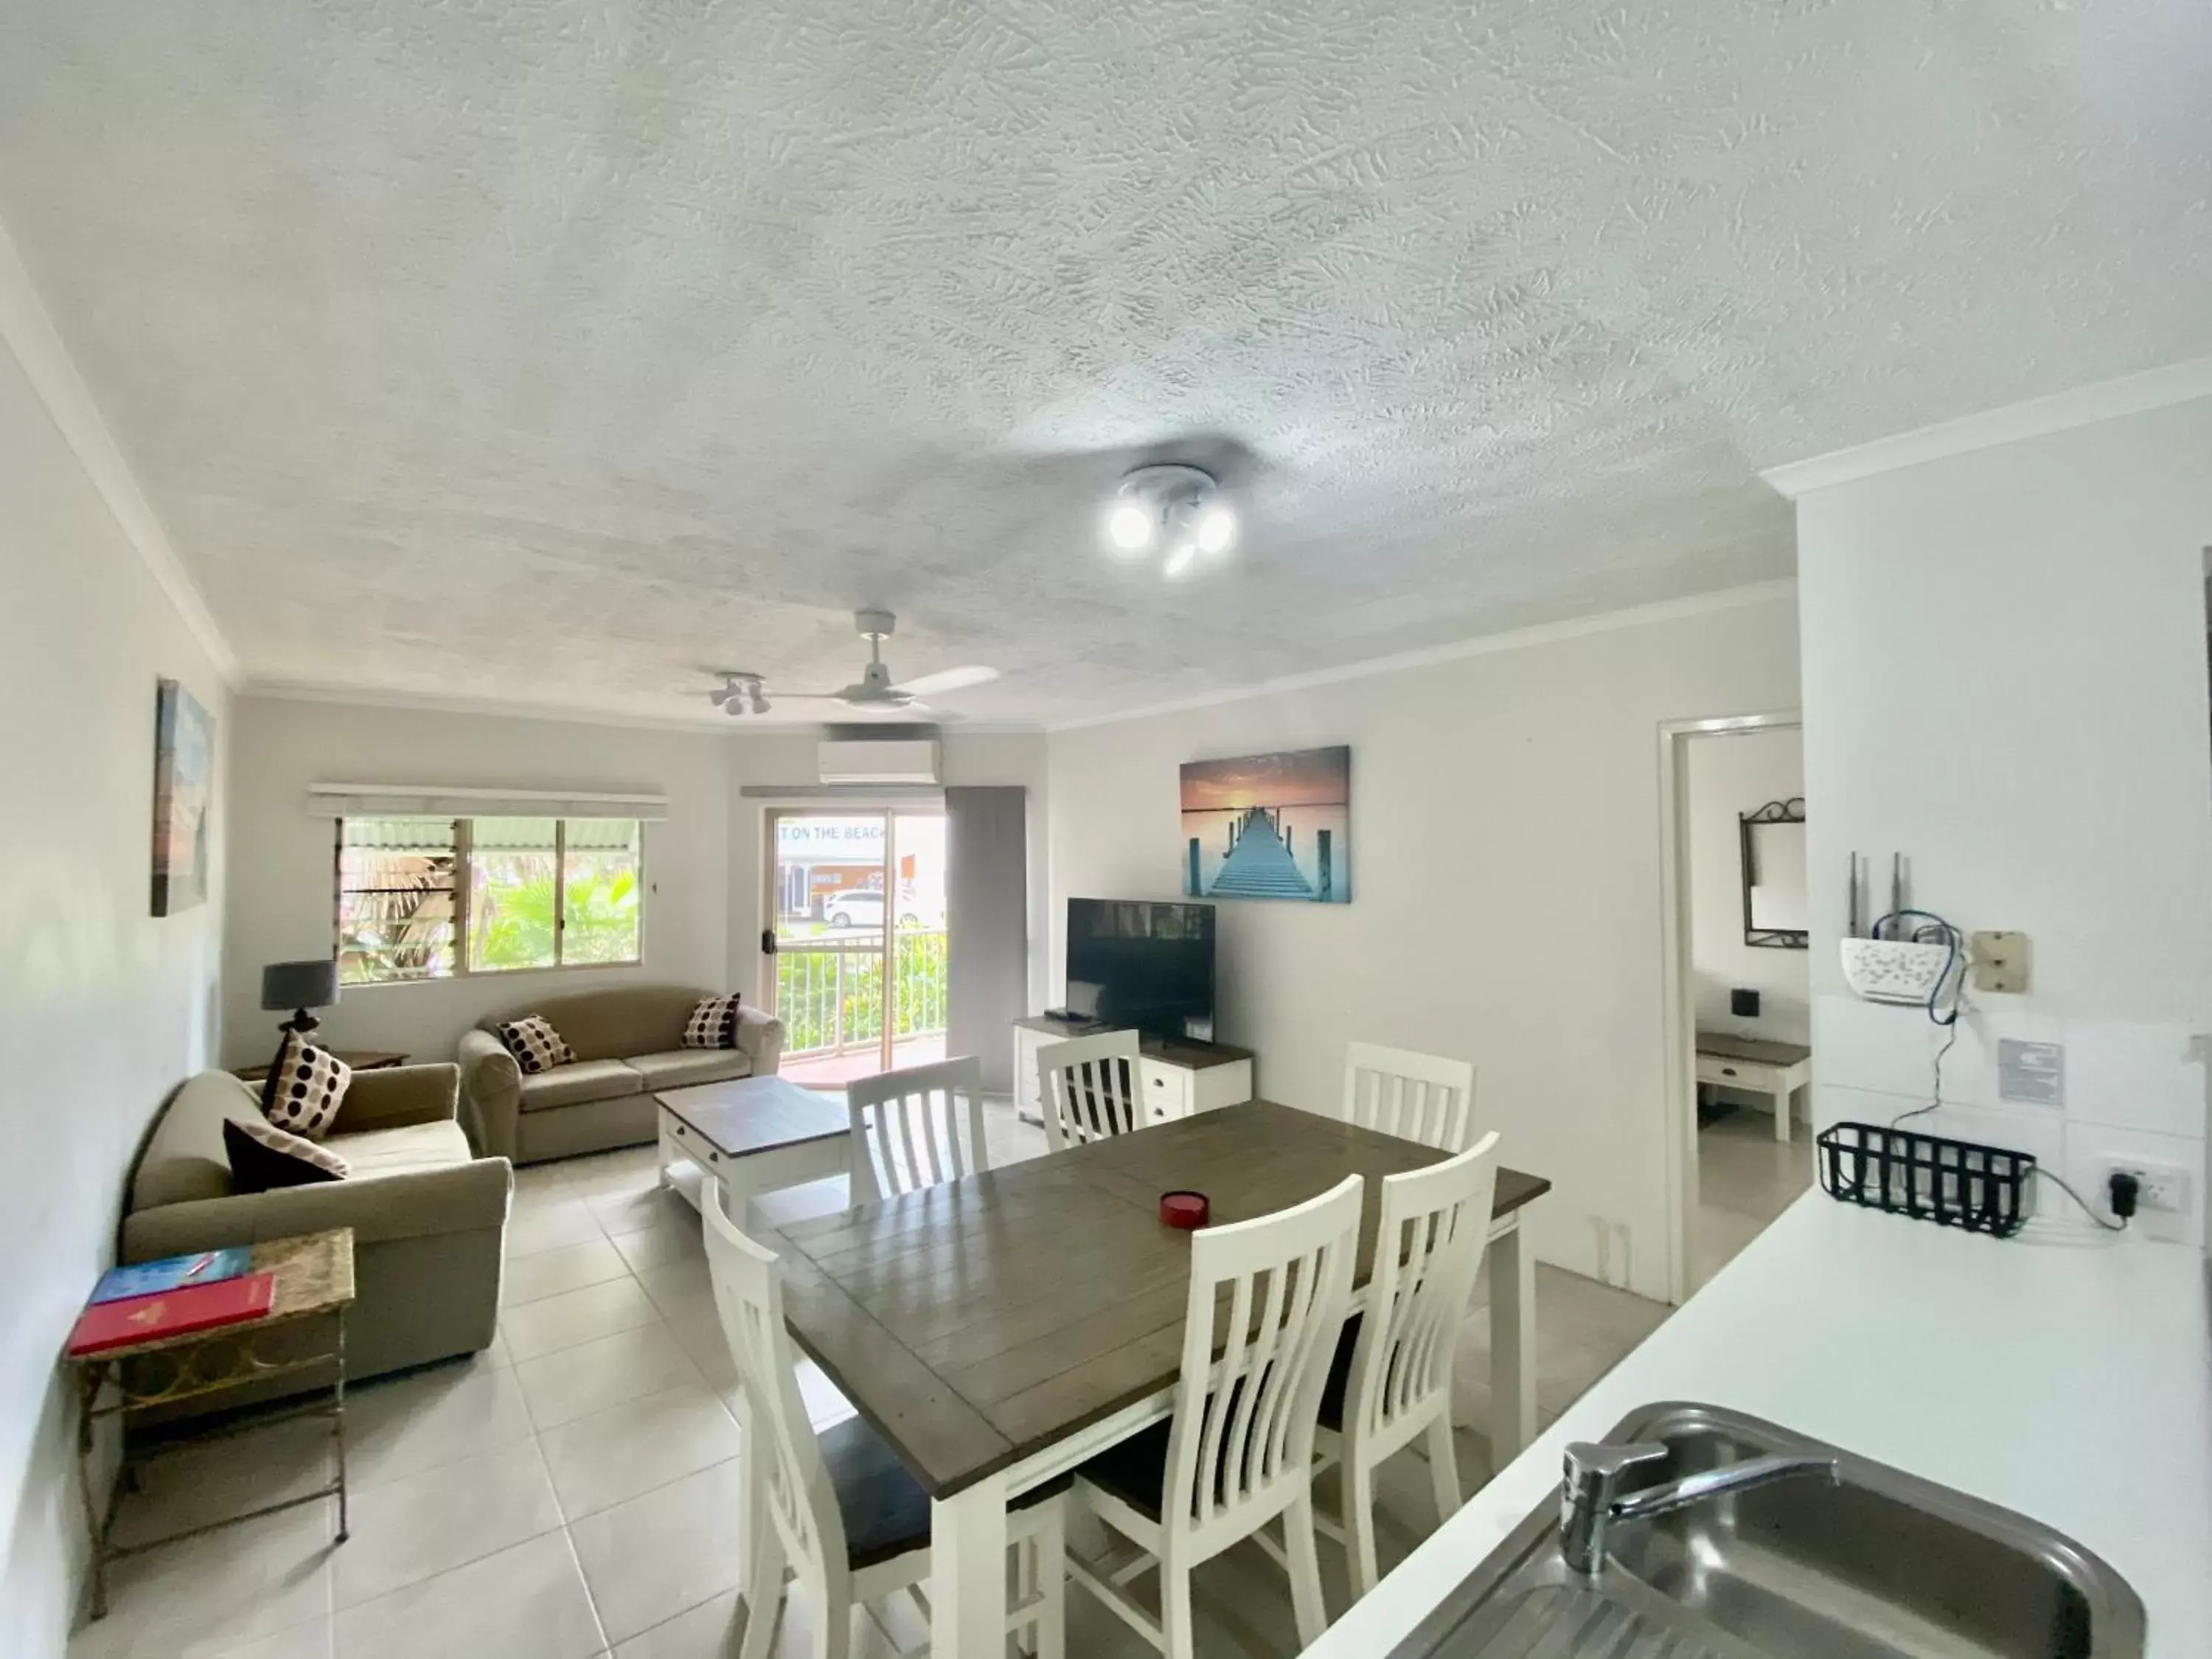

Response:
(2, 1), (2208, 725)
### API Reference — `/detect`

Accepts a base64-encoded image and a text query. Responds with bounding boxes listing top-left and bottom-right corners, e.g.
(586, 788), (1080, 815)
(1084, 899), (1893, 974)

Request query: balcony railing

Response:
(776, 928), (948, 1058)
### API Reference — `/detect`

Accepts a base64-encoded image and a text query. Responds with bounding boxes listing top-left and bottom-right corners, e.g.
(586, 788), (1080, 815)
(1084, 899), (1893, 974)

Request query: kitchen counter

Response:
(1307, 1193), (2212, 1658)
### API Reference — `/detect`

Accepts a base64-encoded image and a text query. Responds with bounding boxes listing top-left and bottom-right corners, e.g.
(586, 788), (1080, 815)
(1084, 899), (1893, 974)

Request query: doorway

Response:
(764, 809), (949, 1088)
(1658, 714), (1815, 1301)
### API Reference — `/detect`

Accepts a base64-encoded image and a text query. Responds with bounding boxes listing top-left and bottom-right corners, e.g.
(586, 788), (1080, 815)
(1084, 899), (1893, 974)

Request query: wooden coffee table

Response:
(655, 1075), (852, 1222)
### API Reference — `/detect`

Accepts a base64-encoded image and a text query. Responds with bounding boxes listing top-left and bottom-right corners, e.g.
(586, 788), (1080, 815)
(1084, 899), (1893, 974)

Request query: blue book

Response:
(91, 1248), (251, 1304)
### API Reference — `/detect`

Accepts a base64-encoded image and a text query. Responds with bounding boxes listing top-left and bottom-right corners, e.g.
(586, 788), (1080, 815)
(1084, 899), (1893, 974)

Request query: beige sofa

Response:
(123, 1065), (509, 1393)
(458, 984), (785, 1165)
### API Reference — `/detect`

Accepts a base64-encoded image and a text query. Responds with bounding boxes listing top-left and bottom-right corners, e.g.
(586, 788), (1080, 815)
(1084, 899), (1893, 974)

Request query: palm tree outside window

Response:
(335, 816), (642, 984)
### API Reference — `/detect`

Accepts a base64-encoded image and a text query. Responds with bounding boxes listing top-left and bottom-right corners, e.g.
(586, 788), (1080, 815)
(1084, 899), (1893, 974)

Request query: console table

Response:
(1012, 1014), (1253, 1127)
(1695, 1032), (1814, 1142)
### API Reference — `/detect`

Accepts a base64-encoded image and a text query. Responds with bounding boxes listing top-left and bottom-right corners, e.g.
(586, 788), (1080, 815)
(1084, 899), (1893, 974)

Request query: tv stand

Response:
(1011, 1014), (1255, 1128)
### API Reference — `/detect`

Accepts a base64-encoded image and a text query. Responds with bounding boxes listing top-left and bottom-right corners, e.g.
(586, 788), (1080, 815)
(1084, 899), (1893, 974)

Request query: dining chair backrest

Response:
(1037, 1030), (1144, 1152)
(846, 1054), (988, 1204)
(1343, 1132), (1500, 1445)
(1164, 1175), (1363, 1551)
(1342, 1042), (1476, 1152)
(702, 1182), (850, 1613)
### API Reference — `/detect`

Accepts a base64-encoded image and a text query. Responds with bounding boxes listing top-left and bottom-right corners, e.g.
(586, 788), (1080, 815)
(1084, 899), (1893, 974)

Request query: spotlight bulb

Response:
(1106, 501), (1154, 552)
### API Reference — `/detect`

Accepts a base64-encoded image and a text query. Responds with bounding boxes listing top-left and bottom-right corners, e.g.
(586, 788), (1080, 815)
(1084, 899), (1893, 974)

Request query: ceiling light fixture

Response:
(712, 672), (768, 716)
(1102, 463), (1237, 574)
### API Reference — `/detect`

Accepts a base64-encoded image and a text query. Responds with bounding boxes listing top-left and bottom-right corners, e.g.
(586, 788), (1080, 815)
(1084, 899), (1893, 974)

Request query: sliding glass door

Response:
(764, 809), (948, 1087)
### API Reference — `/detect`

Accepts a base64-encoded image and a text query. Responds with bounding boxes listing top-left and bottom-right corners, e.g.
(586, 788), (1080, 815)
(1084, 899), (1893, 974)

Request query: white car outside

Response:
(820, 889), (945, 929)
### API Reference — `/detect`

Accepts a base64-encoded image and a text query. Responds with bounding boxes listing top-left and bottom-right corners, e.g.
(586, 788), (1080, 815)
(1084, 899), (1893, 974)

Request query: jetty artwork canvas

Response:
(1180, 746), (1350, 904)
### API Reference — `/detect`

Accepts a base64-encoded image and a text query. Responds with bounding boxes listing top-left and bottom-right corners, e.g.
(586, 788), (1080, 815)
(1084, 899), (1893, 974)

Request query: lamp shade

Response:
(261, 959), (340, 1014)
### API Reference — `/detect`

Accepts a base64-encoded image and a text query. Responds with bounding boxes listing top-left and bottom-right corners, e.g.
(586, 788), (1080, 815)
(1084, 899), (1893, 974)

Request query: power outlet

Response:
(2103, 1159), (2194, 1239)
(1969, 930), (2030, 993)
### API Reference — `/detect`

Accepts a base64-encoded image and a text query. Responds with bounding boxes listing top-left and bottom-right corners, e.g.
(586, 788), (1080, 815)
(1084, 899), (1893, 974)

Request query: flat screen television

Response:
(1063, 899), (1217, 1041)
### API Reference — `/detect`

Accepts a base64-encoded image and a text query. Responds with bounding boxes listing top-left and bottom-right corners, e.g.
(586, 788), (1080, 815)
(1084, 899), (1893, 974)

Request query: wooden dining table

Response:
(755, 1099), (1551, 1656)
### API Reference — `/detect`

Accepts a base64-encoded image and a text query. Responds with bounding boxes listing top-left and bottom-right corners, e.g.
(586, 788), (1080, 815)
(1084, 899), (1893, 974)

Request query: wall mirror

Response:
(1740, 797), (1807, 948)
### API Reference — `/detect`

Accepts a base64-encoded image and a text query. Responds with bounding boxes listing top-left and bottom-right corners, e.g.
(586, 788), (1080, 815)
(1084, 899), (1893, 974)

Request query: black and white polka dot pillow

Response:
(683, 994), (742, 1050)
(258, 1030), (352, 1139)
(494, 1015), (574, 1074)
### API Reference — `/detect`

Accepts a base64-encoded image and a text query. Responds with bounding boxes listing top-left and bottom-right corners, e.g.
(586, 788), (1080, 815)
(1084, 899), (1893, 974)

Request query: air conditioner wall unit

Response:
(817, 740), (942, 786)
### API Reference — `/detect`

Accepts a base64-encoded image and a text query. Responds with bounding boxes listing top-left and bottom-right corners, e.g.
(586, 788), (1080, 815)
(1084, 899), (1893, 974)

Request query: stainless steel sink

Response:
(1385, 1402), (2144, 1659)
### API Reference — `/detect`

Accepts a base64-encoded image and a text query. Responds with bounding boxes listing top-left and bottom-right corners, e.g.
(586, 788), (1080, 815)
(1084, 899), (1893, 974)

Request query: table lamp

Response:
(261, 959), (340, 1037)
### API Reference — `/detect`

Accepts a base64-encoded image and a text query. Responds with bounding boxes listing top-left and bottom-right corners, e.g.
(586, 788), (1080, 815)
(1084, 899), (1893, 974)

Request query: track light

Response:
(1103, 464), (1237, 575)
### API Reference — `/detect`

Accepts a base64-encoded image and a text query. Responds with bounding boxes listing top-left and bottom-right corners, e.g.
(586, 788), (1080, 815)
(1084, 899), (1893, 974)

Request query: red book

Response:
(67, 1272), (276, 1356)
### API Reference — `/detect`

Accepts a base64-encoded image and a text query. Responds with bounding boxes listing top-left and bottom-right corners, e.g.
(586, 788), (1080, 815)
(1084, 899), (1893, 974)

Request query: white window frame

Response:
(333, 816), (646, 984)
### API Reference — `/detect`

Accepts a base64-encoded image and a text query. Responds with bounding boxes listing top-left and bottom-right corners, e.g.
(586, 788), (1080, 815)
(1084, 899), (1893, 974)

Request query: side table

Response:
(69, 1228), (357, 1620)
(232, 1049), (409, 1085)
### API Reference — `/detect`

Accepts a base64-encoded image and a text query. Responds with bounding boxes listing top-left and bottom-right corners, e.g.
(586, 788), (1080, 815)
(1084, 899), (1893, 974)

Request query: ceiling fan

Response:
(710, 611), (1001, 717)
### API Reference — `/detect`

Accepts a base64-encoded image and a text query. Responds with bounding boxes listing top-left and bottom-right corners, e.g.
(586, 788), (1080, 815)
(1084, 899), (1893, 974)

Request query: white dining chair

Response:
(1037, 1030), (1144, 1152)
(1067, 1175), (1364, 1659)
(703, 1183), (1065, 1659)
(846, 1054), (988, 1203)
(1317, 1131), (1501, 1599)
(1342, 1041), (1478, 1151)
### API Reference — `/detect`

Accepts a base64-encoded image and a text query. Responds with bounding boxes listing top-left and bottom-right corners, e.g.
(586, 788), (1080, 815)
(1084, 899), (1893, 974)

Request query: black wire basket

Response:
(1816, 1121), (2034, 1239)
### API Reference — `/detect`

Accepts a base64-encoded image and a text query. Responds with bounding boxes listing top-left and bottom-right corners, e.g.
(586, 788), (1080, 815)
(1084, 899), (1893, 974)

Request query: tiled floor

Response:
(74, 1106), (1671, 1659)
(1693, 1102), (1817, 1284)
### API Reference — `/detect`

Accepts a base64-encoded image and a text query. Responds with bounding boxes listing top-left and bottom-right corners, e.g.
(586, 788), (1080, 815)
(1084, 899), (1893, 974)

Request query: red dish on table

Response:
(1160, 1191), (1210, 1229)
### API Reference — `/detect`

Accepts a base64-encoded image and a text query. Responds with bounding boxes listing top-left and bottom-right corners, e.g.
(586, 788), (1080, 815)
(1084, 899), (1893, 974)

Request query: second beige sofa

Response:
(125, 1064), (509, 1404)
(458, 984), (785, 1164)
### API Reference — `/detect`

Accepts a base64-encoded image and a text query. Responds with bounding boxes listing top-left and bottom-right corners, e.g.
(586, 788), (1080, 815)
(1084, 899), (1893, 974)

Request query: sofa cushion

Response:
(517, 1059), (644, 1113)
(626, 1048), (754, 1092)
(133, 1073), (271, 1211)
(258, 1031), (352, 1138)
(494, 1015), (575, 1074)
(480, 985), (712, 1064)
(330, 1119), (477, 1178)
(226, 1117), (350, 1191)
(683, 995), (742, 1050)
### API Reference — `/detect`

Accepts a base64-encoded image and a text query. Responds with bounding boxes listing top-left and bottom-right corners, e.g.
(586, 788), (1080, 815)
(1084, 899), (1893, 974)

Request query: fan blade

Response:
(892, 664), (1000, 698)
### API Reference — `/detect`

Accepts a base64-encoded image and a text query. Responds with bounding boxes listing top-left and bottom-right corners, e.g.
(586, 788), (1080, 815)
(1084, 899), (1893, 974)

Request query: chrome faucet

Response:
(1559, 1439), (1840, 1576)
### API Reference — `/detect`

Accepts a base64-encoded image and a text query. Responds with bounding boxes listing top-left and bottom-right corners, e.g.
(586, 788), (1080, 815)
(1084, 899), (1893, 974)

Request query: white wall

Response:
(0, 337), (229, 1649)
(222, 699), (733, 1065)
(1046, 591), (1802, 1299)
(222, 709), (1049, 1069)
(1798, 395), (2212, 1244)
(1687, 726), (1809, 1045)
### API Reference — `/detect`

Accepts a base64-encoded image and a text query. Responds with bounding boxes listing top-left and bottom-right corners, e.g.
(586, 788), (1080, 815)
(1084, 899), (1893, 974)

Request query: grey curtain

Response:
(945, 786), (1029, 1094)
